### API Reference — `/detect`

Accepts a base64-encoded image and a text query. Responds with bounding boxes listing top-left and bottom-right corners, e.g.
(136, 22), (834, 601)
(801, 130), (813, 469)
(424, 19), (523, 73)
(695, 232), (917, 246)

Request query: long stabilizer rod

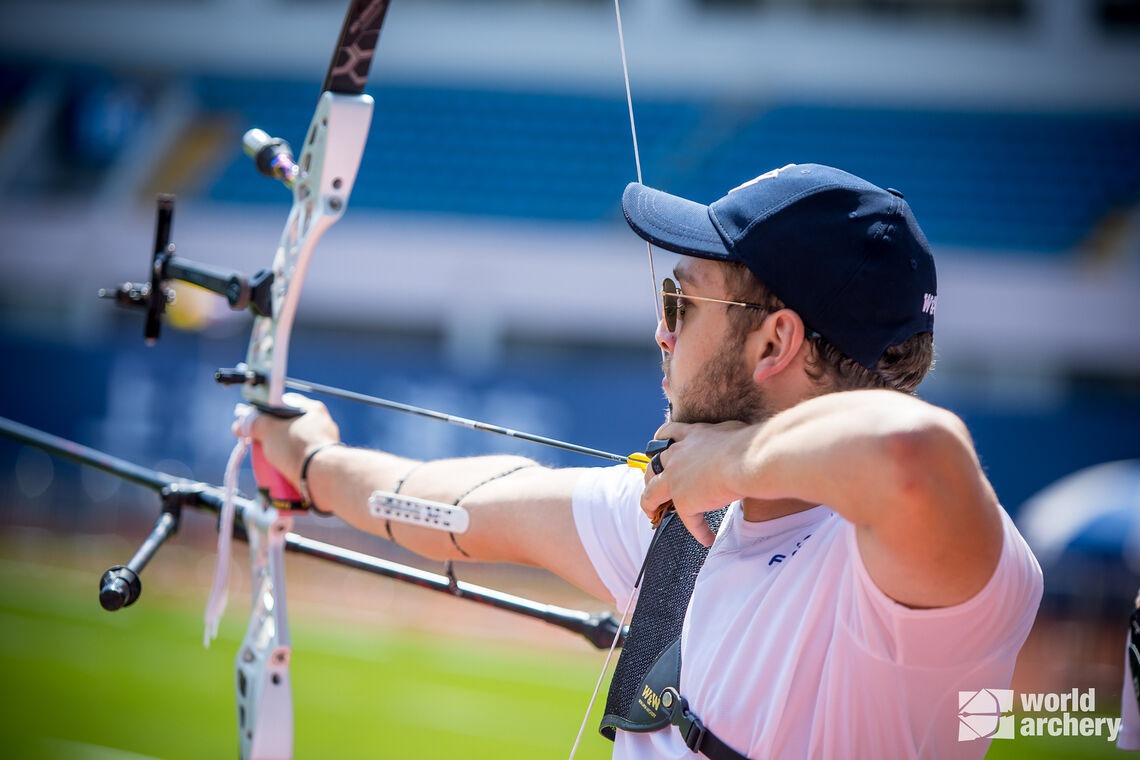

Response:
(0, 415), (624, 649)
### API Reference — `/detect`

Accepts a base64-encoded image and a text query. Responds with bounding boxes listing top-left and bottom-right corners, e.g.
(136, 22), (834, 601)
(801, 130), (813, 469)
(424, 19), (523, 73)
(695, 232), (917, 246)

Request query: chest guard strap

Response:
(598, 508), (726, 738)
(660, 686), (752, 760)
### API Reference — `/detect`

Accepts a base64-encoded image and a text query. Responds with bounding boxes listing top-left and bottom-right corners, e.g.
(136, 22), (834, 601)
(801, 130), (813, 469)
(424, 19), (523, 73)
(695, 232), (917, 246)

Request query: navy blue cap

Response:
(622, 164), (937, 369)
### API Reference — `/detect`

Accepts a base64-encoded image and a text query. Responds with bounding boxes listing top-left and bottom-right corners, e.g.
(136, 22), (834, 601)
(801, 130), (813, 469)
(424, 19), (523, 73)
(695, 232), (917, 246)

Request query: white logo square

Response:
(958, 689), (1014, 741)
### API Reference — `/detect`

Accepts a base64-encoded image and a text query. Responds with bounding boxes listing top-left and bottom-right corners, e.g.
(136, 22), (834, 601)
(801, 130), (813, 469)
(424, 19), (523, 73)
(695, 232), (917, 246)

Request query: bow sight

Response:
(97, 112), (316, 348)
(96, 125), (308, 345)
(98, 194), (275, 344)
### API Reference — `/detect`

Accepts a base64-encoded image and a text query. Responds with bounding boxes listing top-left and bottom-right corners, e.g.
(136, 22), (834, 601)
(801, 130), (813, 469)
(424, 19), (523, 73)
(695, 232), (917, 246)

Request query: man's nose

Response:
(655, 318), (676, 353)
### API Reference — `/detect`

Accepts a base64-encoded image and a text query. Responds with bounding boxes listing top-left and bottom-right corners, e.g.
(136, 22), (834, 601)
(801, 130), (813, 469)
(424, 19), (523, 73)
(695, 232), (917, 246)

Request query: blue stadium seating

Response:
(193, 75), (1140, 253)
(3, 63), (1139, 253)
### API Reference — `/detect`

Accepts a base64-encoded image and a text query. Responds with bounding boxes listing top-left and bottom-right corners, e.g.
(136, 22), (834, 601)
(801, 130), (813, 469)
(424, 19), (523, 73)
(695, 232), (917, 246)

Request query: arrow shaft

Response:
(284, 377), (631, 465)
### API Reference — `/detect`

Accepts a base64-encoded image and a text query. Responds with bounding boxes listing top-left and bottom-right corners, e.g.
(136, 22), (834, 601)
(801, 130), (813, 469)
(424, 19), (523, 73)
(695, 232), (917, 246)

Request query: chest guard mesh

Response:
(599, 507), (727, 740)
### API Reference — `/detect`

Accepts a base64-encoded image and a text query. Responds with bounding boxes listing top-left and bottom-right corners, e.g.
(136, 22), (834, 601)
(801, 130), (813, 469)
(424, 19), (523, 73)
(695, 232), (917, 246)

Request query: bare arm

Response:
(246, 395), (611, 600)
(642, 390), (1004, 608)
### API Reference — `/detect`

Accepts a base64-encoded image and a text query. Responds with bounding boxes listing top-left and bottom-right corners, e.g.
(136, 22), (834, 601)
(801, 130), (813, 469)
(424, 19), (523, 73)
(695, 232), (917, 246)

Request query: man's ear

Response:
(747, 309), (809, 382)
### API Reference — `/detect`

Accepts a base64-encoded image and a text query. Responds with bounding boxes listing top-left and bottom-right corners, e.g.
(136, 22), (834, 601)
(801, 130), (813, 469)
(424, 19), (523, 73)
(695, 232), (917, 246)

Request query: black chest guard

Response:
(599, 507), (727, 739)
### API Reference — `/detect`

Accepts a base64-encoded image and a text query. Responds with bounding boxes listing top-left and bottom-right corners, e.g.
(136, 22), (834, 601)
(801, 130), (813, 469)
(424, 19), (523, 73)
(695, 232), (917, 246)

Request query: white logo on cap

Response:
(922, 293), (937, 316)
(731, 164), (796, 194)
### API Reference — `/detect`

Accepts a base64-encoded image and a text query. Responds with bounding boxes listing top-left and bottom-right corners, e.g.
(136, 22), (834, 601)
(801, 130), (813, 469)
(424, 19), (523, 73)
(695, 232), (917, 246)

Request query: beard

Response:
(664, 336), (772, 425)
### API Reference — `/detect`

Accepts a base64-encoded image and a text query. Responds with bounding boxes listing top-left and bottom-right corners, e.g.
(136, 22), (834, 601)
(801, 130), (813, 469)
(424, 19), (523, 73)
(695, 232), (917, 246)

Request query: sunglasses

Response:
(660, 277), (765, 333)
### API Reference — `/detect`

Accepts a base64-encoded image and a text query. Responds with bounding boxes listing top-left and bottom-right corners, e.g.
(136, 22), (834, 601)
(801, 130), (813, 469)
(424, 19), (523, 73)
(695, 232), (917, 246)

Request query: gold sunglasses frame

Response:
(660, 277), (765, 332)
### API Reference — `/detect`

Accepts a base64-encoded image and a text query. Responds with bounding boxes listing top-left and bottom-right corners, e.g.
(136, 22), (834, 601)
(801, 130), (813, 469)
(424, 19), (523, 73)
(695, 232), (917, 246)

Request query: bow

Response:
(227, 3), (390, 758)
(99, 2), (391, 756)
(72, 0), (664, 755)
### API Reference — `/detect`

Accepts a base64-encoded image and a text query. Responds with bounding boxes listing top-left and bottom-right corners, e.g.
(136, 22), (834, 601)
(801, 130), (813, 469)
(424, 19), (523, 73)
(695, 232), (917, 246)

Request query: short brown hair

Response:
(721, 262), (933, 394)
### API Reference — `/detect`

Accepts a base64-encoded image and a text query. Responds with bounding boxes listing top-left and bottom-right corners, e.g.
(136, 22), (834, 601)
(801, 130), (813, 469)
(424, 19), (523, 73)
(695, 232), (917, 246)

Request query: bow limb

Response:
(234, 3), (390, 759)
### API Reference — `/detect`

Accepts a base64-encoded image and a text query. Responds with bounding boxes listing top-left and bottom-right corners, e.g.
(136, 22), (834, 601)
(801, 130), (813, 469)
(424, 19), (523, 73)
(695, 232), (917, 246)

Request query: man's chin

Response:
(668, 403), (706, 426)
(669, 400), (770, 426)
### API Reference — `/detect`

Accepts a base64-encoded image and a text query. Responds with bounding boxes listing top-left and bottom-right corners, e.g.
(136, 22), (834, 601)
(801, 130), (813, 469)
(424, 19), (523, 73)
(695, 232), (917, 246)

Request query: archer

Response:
(247, 163), (1043, 759)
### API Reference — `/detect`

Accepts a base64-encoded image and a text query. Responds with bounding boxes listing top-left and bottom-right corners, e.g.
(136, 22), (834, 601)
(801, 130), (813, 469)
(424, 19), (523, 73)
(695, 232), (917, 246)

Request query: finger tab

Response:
(650, 500), (674, 528)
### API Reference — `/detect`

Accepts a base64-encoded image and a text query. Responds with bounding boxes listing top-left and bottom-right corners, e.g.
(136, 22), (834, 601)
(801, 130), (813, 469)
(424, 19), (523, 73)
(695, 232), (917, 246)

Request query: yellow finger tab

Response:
(626, 452), (651, 470)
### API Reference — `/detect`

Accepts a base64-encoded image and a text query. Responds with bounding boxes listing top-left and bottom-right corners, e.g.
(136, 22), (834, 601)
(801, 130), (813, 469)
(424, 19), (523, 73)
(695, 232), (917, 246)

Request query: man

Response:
(247, 164), (1043, 758)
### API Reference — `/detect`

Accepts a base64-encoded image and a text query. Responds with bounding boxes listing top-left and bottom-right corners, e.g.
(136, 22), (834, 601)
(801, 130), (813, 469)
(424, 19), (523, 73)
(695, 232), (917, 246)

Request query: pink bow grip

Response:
(251, 440), (305, 511)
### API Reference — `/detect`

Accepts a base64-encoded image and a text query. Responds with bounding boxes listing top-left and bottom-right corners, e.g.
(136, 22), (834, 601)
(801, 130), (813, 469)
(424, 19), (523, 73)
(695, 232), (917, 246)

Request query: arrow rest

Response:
(215, 364), (267, 388)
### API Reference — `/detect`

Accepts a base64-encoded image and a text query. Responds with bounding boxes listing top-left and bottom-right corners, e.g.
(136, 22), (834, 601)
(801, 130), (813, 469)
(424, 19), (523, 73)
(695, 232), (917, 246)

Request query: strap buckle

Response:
(661, 687), (707, 753)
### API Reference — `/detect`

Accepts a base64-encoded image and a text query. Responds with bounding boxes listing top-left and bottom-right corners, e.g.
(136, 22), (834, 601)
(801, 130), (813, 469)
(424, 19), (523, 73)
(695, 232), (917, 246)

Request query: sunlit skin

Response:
(657, 258), (770, 425)
(650, 257), (822, 536)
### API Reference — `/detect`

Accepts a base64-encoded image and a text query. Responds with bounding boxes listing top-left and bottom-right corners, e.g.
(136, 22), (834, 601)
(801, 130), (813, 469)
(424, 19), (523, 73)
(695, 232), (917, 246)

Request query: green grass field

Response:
(0, 530), (1126, 759)
(0, 532), (617, 760)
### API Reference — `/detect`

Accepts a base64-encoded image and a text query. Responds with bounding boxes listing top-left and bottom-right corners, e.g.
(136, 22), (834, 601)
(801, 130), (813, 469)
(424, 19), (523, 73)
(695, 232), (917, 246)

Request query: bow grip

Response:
(250, 406), (307, 512)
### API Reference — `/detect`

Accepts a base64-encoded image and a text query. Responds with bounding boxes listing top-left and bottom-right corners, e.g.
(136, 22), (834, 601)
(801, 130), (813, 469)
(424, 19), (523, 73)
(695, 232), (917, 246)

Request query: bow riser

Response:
(244, 92), (375, 414)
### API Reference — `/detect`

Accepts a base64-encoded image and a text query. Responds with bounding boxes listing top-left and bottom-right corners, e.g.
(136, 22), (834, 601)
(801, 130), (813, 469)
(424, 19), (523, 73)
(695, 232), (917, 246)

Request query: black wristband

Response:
(299, 441), (343, 509)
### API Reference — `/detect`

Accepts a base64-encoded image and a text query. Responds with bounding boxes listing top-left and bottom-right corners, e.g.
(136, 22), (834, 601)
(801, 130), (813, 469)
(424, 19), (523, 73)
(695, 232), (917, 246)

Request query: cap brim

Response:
(622, 183), (734, 260)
